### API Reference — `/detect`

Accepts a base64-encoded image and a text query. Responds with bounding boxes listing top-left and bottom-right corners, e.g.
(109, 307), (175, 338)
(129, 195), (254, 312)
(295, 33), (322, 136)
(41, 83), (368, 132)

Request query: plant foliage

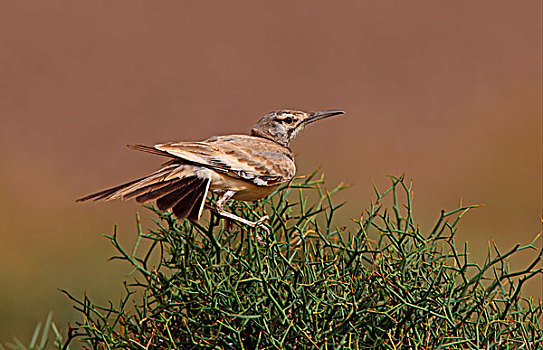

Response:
(54, 173), (543, 349)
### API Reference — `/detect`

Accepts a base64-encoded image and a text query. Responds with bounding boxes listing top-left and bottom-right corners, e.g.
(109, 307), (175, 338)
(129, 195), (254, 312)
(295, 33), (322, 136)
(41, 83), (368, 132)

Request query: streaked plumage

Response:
(78, 109), (344, 230)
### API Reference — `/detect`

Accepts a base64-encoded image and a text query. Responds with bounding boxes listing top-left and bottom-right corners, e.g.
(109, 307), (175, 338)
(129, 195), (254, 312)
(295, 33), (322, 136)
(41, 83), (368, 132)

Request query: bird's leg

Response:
(214, 190), (269, 237)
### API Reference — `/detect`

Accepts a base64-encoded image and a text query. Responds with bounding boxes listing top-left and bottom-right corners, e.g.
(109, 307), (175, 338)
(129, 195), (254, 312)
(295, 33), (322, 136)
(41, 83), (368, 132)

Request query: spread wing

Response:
(147, 135), (296, 186)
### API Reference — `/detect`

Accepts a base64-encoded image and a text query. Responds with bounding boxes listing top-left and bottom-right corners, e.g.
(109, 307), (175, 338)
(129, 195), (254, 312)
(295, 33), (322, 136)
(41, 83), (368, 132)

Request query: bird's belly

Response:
(230, 184), (279, 201)
(207, 172), (279, 201)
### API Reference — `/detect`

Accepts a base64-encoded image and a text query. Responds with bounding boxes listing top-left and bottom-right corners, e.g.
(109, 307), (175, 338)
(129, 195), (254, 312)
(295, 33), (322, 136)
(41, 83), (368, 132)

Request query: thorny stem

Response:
(53, 173), (542, 350)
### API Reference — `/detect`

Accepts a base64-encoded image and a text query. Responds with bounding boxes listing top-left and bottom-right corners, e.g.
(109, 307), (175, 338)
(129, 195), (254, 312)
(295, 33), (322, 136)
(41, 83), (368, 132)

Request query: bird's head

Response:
(251, 109), (344, 147)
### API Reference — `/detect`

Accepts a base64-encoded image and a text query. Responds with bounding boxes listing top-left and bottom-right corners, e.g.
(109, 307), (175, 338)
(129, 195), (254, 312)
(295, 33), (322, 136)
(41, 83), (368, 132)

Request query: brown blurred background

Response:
(0, 0), (541, 342)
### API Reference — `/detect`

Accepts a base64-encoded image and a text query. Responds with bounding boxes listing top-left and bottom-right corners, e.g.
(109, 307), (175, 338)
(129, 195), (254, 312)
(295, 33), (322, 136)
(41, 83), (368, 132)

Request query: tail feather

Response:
(156, 183), (195, 211)
(116, 165), (178, 199)
(122, 179), (177, 200)
(76, 177), (145, 202)
(135, 177), (195, 204)
(77, 169), (211, 221)
(172, 178), (210, 220)
(187, 179), (210, 221)
(76, 165), (175, 202)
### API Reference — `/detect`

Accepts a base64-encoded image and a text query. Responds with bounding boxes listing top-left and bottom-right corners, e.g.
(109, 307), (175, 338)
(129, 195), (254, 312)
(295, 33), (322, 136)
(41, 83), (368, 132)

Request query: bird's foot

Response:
(253, 215), (270, 243)
(212, 206), (270, 241)
(254, 215), (269, 227)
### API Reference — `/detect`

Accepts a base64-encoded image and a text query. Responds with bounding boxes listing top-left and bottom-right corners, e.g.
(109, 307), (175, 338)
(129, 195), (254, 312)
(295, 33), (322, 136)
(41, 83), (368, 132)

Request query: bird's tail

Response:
(77, 164), (210, 221)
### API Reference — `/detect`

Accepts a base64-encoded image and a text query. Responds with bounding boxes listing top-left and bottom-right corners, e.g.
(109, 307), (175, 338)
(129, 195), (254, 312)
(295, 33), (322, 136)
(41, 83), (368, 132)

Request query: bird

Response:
(77, 109), (344, 231)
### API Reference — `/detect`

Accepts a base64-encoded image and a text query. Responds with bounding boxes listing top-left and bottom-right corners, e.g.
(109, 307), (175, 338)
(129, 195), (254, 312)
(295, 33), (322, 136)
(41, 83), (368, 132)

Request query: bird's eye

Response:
(283, 117), (293, 124)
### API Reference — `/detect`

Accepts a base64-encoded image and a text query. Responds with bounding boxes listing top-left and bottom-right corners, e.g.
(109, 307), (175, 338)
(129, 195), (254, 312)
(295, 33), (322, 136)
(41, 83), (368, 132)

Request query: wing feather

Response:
(153, 135), (295, 186)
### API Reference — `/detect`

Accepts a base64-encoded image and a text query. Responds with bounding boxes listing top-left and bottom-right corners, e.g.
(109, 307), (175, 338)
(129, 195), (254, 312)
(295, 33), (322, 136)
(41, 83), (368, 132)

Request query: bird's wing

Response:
(154, 135), (296, 186)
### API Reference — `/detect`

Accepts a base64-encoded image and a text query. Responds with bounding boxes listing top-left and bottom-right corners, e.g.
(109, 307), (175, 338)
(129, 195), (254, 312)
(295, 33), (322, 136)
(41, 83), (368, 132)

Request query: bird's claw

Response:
(254, 215), (270, 242)
(255, 215), (269, 225)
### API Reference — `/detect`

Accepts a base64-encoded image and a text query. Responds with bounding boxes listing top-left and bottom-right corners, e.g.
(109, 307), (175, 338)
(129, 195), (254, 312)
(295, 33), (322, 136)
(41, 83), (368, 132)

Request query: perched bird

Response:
(77, 109), (344, 230)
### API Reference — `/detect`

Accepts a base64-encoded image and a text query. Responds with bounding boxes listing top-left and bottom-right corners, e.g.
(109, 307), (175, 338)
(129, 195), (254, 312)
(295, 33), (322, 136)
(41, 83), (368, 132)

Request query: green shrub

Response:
(0, 312), (75, 350)
(12, 173), (543, 349)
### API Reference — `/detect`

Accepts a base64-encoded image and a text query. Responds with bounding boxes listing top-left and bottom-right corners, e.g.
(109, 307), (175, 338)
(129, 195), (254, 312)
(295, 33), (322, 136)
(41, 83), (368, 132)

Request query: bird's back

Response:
(156, 135), (296, 187)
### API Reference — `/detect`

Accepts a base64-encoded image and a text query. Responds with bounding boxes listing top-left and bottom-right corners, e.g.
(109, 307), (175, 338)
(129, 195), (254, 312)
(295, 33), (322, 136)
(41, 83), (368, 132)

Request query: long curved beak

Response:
(305, 109), (345, 124)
